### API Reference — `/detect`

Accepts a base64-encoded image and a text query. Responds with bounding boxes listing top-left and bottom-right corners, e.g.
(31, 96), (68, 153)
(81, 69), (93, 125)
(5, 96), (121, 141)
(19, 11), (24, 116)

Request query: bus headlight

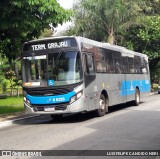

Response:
(24, 97), (31, 106)
(70, 96), (76, 104)
(76, 91), (83, 99)
(70, 91), (83, 104)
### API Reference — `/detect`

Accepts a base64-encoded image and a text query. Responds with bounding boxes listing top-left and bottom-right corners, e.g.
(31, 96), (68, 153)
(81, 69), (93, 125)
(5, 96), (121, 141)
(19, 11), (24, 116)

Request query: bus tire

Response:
(134, 89), (140, 106)
(95, 94), (107, 117)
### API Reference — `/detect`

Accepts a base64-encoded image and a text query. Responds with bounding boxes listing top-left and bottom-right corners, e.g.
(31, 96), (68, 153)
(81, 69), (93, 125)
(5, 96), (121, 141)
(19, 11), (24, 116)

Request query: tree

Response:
(67, 0), (147, 44)
(0, 0), (71, 61)
(137, 16), (160, 58)
(2, 62), (15, 96)
(149, 57), (160, 83)
(40, 28), (54, 38)
(1, 59), (22, 96)
(62, 0), (160, 83)
(121, 16), (160, 83)
(141, 0), (160, 15)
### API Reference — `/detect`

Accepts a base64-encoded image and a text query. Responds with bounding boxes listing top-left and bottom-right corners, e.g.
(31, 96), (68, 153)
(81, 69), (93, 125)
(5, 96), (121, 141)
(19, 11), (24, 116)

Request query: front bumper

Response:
(24, 97), (86, 115)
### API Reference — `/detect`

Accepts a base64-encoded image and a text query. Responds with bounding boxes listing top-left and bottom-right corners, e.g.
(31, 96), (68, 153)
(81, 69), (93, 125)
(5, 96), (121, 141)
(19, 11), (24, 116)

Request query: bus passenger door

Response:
(83, 53), (97, 111)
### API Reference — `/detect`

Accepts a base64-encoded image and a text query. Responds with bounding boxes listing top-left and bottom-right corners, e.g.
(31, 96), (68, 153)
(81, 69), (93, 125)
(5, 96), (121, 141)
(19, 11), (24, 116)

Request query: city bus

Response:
(22, 36), (150, 118)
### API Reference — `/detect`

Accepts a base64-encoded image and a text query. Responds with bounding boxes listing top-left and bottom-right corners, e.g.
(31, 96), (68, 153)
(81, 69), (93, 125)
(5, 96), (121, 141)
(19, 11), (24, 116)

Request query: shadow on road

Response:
(13, 101), (144, 126)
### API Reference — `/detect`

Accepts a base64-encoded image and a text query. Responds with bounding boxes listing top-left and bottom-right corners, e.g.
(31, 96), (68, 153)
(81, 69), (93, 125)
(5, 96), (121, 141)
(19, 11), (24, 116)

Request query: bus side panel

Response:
(118, 74), (127, 104)
(84, 73), (116, 111)
(84, 76), (99, 111)
(95, 74), (120, 107)
(84, 73), (150, 110)
(124, 74), (150, 102)
(104, 74), (127, 106)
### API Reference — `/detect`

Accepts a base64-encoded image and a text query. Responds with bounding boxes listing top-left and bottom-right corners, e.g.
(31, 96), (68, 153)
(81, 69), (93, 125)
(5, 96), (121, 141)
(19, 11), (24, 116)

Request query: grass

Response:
(0, 96), (24, 114)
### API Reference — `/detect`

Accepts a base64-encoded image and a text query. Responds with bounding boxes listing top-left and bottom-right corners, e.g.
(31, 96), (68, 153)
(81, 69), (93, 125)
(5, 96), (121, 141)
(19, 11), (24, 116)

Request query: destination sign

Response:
(23, 38), (77, 52)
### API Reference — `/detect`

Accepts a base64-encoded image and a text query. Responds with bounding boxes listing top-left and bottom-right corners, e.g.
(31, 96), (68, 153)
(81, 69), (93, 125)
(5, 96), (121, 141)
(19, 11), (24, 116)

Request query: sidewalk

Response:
(0, 111), (39, 128)
(0, 111), (27, 122)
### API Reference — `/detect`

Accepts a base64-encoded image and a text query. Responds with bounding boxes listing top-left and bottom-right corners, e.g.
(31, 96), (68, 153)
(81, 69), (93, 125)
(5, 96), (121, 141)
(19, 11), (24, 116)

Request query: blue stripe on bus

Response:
(27, 91), (76, 105)
(120, 80), (150, 96)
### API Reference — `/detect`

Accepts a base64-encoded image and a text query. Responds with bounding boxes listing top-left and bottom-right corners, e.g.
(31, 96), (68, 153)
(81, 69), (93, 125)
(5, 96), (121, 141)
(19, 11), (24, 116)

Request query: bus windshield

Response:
(22, 51), (82, 87)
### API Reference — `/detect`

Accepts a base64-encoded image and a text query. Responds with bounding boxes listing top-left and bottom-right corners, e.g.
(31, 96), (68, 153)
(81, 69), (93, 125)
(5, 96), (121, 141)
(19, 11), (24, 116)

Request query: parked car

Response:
(158, 84), (160, 94)
(0, 94), (7, 99)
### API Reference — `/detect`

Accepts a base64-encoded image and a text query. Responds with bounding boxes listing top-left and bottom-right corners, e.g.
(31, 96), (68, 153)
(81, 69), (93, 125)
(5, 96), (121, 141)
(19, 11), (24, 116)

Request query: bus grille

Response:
(27, 88), (72, 96)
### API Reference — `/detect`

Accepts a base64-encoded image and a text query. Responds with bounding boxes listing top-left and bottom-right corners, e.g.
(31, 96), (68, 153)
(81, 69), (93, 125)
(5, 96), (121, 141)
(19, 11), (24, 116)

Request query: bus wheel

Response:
(96, 94), (107, 117)
(134, 89), (140, 106)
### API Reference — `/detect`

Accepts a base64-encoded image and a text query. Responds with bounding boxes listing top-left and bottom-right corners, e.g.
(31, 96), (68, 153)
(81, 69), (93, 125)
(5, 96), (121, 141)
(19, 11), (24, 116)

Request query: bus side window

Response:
(145, 61), (149, 74)
(114, 57), (122, 74)
(122, 56), (128, 73)
(134, 55), (141, 74)
(128, 57), (135, 74)
(141, 57), (148, 74)
(84, 53), (95, 75)
(95, 48), (106, 73)
(112, 51), (122, 74)
(104, 49), (114, 73)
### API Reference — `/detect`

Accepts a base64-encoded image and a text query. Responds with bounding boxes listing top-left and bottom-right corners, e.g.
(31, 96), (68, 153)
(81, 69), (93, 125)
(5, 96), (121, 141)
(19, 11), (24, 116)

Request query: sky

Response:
(57, 0), (74, 9)
(55, 0), (74, 34)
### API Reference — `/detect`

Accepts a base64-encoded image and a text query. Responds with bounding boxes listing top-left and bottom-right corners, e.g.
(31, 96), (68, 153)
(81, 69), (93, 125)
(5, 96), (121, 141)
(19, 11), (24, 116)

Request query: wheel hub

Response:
(99, 99), (105, 110)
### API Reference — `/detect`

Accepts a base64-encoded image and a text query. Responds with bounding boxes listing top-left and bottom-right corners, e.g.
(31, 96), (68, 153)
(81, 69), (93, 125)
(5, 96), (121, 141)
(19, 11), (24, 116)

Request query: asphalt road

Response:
(0, 93), (160, 159)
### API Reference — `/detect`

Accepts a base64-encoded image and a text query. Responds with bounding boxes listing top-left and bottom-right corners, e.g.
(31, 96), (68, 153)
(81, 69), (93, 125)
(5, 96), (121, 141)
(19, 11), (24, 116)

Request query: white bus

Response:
(22, 36), (150, 118)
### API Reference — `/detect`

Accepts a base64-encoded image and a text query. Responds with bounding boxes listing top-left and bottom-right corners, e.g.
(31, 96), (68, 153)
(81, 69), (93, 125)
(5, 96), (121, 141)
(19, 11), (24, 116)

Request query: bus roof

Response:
(24, 36), (76, 44)
(24, 36), (148, 58)
(76, 36), (148, 58)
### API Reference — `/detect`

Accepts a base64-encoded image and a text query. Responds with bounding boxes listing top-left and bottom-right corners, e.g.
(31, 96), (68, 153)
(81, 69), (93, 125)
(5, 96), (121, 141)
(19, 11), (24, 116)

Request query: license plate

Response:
(44, 107), (55, 112)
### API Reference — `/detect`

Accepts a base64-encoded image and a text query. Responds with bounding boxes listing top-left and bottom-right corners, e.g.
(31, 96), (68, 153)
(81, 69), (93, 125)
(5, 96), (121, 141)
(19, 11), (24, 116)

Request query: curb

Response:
(150, 92), (158, 95)
(0, 115), (40, 128)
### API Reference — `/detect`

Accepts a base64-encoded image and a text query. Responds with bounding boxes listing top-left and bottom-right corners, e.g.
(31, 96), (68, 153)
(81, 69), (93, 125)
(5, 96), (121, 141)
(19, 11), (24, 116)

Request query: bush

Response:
(0, 94), (7, 99)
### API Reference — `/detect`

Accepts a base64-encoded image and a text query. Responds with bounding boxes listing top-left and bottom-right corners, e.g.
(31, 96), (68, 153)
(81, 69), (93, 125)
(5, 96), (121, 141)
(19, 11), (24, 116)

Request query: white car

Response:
(158, 85), (160, 94)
